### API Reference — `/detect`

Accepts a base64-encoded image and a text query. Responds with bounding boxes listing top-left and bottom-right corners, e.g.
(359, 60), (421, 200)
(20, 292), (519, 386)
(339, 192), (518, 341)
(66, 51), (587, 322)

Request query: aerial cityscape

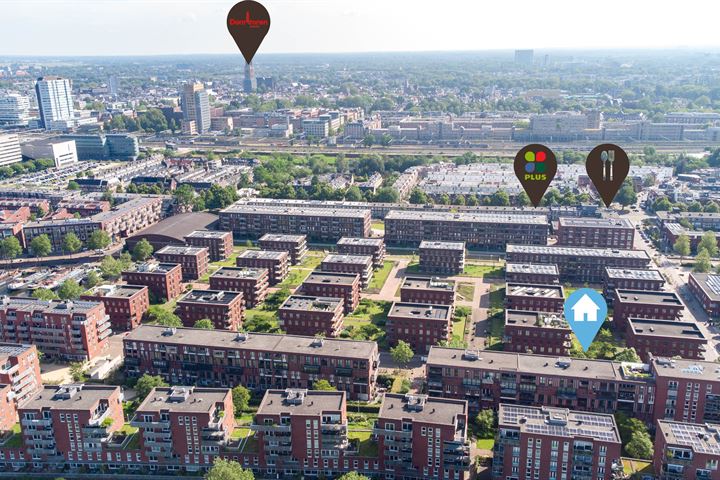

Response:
(2, 1), (720, 480)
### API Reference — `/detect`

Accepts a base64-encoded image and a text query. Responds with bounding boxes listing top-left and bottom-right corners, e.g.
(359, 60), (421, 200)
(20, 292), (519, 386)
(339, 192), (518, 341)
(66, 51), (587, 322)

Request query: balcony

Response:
(252, 423), (291, 433)
(21, 417), (51, 428)
(130, 418), (170, 429)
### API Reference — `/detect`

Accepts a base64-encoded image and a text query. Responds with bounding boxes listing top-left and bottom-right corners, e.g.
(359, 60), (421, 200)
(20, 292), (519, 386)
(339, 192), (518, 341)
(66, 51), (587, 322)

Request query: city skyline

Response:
(0, 0), (719, 56)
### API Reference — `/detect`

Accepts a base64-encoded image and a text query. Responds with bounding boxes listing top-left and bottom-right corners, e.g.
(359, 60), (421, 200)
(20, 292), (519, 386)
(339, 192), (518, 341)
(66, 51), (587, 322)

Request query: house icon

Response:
(571, 294), (600, 322)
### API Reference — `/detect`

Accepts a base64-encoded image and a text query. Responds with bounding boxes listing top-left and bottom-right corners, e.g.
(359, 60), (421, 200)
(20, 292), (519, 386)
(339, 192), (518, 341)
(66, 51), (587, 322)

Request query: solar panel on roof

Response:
(707, 275), (720, 296)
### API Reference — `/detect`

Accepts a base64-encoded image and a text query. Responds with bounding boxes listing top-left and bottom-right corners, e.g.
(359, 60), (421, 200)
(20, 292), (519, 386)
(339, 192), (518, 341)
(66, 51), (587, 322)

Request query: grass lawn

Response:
(342, 299), (391, 345)
(348, 430), (378, 456)
(461, 264), (504, 278)
(452, 316), (466, 338)
(364, 261), (395, 294)
(456, 283), (475, 302)
(277, 268), (312, 289)
(1, 423), (22, 448)
(123, 432), (141, 450)
(489, 286), (505, 309)
(622, 458), (652, 476)
(476, 438), (495, 450)
(244, 308), (281, 333)
(405, 261), (420, 273)
(198, 264), (221, 283)
(299, 250), (326, 270)
(371, 220), (385, 232)
(231, 427), (259, 453)
(235, 412), (254, 425)
(564, 286), (602, 298)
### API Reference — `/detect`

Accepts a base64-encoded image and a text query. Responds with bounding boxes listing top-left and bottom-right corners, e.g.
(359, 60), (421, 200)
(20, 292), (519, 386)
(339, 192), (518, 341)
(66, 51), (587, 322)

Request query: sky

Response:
(1, 0), (719, 57)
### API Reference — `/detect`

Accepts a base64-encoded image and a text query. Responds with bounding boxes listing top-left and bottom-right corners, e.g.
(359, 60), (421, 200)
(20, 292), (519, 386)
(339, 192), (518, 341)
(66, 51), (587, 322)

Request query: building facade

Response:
(209, 267), (269, 308)
(155, 246), (209, 281)
(556, 217), (635, 250)
(299, 271), (360, 314)
(419, 241), (465, 275)
(400, 277), (456, 306)
(504, 310), (572, 356)
(176, 290), (245, 331)
(122, 262), (183, 302)
(258, 234), (308, 265)
(184, 230), (233, 262)
(506, 283), (565, 314)
(505, 263), (560, 285)
(81, 284), (150, 332)
(336, 237), (386, 268)
(235, 250), (289, 286)
(387, 302), (453, 353)
(320, 254), (373, 289)
(278, 295), (345, 337)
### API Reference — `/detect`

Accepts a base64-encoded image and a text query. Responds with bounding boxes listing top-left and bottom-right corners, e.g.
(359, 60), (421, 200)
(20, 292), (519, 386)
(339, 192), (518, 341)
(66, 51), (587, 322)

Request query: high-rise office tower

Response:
(514, 49), (534, 65)
(243, 62), (257, 93)
(0, 94), (31, 126)
(34, 76), (75, 130)
(181, 82), (210, 134)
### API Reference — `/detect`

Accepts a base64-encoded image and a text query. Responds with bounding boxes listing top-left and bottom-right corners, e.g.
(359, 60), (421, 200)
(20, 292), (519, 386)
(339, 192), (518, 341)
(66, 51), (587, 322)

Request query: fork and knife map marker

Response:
(586, 144), (630, 207)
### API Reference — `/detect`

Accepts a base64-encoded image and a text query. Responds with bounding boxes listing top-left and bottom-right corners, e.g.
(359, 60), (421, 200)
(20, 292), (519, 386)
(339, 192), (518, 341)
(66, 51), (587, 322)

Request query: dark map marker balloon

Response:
(586, 144), (630, 207)
(227, 0), (270, 64)
(514, 144), (558, 207)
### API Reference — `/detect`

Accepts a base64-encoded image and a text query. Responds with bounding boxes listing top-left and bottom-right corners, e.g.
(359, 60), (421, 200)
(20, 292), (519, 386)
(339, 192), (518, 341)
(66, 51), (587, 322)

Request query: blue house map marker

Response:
(563, 288), (608, 351)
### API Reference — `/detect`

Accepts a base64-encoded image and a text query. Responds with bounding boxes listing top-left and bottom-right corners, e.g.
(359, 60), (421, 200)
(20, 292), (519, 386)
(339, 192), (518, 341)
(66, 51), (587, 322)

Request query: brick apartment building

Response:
(17, 384), (125, 468)
(0, 343), (42, 406)
(375, 393), (470, 480)
(336, 237), (385, 268)
(123, 326), (379, 401)
(603, 267), (665, 305)
(155, 245), (209, 281)
(506, 283), (565, 314)
(387, 302), (453, 353)
(613, 289), (684, 332)
(0, 384), (14, 433)
(236, 249), (289, 286)
(689, 273), (720, 319)
(654, 420), (720, 480)
(400, 277), (456, 305)
(492, 404), (622, 480)
(505, 263), (560, 285)
(184, 230), (233, 262)
(131, 386), (234, 469)
(384, 210), (548, 249)
(257, 233), (308, 265)
(419, 241), (466, 275)
(81, 284), (150, 331)
(320, 254), (373, 289)
(278, 295), (345, 337)
(299, 271), (360, 314)
(557, 216), (635, 250)
(56, 200), (111, 217)
(219, 205), (371, 242)
(506, 244), (652, 284)
(504, 310), (572, 356)
(176, 290), (245, 331)
(122, 262), (183, 302)
(653, 356), (720, 425)
(627, 319), (707, 362)
(209, 267), (269, 308)
(0, 298), (110, 361)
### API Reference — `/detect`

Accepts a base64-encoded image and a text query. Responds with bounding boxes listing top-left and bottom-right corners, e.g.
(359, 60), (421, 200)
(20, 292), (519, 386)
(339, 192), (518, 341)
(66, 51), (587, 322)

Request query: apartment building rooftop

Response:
(126, 325), (377, 359)
(258, 233), (306, 242)
(133, 262), (181, 274)
(238, 249), (288, 260)
(507, 283), (563, 299)
(186, 230), (229, 239)
(386, 210), (547, 225)
(23, 384), (119, 410)
(402, 277), (455, 292)
(258, 389), (345, 415)
(323, 254), (372, 265)
(379, 393), (467, 425)
(506, 310), (567, 328)
(657, 421), (720, 455)
(179, 290), (242, 305)
(507, 244), (651, 260)
(506, 263), (559, 275)
(337, 237), (384, 246)
(498, 404), (620, 443)
(615, 289), (683, 307)
(651, 356), (720, 382)
(419, 240), (465, 250)
(558, 217), (633, 228)
(629, 318), (705, 339)
(221, 204), (370, 218)
(86, 284), (146, 298)
(156, 245), (207, 256)
(389, 302), (452, 320)
(280, 295), (343, 312)
(135, 386), (227, 413)
(690, 273), (720, 301)
(0, 342), (33, 362)
(303, 271), (359, 286)
(605, 268), (665, 281)
(212, 267), (266, 280)
(1, 297), (101, 314)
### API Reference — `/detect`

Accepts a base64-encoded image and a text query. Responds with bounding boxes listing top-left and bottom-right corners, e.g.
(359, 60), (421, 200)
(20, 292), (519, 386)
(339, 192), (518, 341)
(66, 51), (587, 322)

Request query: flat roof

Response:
(337, 237), (384, 247)
(85, 284), (146, 298)
(385, 210), (547, 225)
(186, 230), (230, 239)
(629, 319), (705, 340)
(135, 386), (228, 414)
(238, 249), (288, 260)
(402, 277), (455, 292)
(419, 240), (465, 250)
(2, 297), (101, 314)
(220, 205), (370, 218)
(322, 254), (372, 265)
(156, 245), (208, 256)
(507, 244), (651, 260)
(280, 295), (343, 312)
(131, 262), (181, 274)
(0, 342), (33, 363)
(259, 233), (306, 242)
(178, 290), (242, 305)
(378, 393), (466, 426)
(690, 273), (720, 302)
(615, 289), (683, 307)
(498, 404), (619, 443)
(507, 283), (563, 299)
(506, 310), (568, 329)
(258, 389), (345, 415)
(23, 385), (119, 411)
(211, 267), (266, 280)
(652, 356), (720, 381)
(303, 271), (359, 286)
(126, 325), (378, 360)
(558, 217), (633, 229)
(657, 421), (720, 455)
(388, 302), (452, 320)
(506, 263), (559, 275)
(605, 268), (664, 282)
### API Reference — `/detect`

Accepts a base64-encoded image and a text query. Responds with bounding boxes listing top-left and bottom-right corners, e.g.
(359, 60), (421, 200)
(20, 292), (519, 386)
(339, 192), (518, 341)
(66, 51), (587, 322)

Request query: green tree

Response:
(653, 197), (672, 211)
(698, 231), (718, 257)
(625, 432), (653, 459)
(616, 181), (637, 209)
(613, 347), (641, 362)
(337, 473), (370, 480)
(373, 187), (399, 203)
(85, 270), (102, 289)
(33, 288), (59, 301)
(516, 191), (531, 207)
(62, 232), (83, 254)
(88, 230), (111, 249)
(475, 409), (495, 438)
(362, 135), (374, 147)
(490, 189), (510, 206)
(232, 385), (251, 413)
(193, 319), (215, 330)
(133, 239), (154, 261)
(30, 234), (52, 257)
(409, 188), (430, 204)
(674, 234), (691, 260)
(67, 180), (80, 190)
(57, 279), (83, 300)
(100, 256), (122, 279)
(390, 340), (414, 368)
(135, 374), (169, 401)
(69, 362), (87, 382)
(147, 305), (182, 327)
(205, 459), (254, 480)
(173, 184), (195, 209)
(705, 202), (720, 213)
(344, 185), (364, 202)
(695, 249), (712, 273)
(313, 379), (337, 391)
(0, 236), (22, 259)
(452, 195), (466, 206)
(689, 201), (704, 212)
